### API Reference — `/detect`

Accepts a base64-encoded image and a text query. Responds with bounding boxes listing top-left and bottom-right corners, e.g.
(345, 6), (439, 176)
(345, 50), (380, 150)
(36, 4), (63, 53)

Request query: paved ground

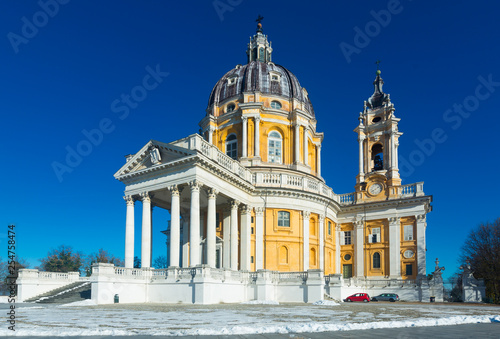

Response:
(10, 322), (500, 338)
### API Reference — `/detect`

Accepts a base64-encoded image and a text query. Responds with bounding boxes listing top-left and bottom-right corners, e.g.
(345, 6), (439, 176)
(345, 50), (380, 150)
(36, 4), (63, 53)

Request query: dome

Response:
(207, 61), (315, 117)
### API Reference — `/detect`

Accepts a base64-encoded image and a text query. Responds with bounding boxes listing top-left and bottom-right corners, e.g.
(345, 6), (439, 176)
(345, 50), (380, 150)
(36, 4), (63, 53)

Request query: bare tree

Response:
(153, 255), (168, 269)
(460, 217), (500, 303)
(84, 249), (123, 276)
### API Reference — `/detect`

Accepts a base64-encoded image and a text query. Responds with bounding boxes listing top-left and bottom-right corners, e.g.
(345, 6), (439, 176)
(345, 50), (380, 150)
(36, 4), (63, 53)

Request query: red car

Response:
(344, 293), (370, 302)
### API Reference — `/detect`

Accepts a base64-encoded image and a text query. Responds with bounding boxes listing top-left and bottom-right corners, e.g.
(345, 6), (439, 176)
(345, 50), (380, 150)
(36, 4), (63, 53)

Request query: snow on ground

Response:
(241, 300), (279, 305)
(1, 302), (499, 336)
(312, 300), (340, 306)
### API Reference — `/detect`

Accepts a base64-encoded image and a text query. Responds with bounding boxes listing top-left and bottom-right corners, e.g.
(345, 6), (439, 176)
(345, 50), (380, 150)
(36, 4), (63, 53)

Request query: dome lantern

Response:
(246, 16), (272, 63)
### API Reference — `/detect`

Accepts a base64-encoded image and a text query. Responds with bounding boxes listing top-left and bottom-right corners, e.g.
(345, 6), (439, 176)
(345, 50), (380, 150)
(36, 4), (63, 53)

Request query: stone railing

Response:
(275, 271), (308, 283)
(337, 182), (425, 206)
(338, 192), (356, 205)
(253, 171), (336, 201)
(174, 134), (253, 183)
(18, 269), (81, 281)
(340, 277), (423, 287)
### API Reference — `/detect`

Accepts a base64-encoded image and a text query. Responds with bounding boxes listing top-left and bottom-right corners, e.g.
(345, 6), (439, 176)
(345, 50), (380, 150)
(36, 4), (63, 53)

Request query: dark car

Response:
(371, 293), (399, 302)
(344, 293), (370, 302)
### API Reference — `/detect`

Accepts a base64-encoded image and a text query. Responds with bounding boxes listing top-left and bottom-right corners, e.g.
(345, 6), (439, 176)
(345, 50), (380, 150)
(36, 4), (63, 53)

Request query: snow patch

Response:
(59, 299), (97, 307)
(241, 300), (279, 305)
(312, 300), (340, 306)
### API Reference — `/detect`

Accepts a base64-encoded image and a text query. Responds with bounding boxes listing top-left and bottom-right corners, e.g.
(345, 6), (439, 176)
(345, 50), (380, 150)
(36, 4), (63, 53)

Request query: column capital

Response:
(319, 214), (325, 223)
(140, 192), (152, 202)
(416, 214), (426, 222)
(355, 220), (364, 229)
(124, 195), (135, 206)
(240, 204), (252, 215)
(169, 185), (180, 197)
(254, 116), (261, 123)
(389, 217), (400, 225)
(255, 207), (265, 216)
(189, 180), (202, 191)
(358, 135), (366, 142)
(335, 224), (341, 232)
(230, 199), (240, 209)
(242, 116), (248, 123)
(302, 210), (311, 219)
(207, 187), (218, 199)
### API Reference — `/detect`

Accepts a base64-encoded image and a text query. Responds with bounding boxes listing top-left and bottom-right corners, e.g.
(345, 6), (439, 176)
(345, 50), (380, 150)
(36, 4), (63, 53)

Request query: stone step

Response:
(27, 281), (91, 303)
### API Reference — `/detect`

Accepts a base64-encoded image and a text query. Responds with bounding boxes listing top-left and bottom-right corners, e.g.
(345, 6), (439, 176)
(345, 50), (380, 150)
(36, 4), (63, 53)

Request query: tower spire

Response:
(247, 16), (272, 63)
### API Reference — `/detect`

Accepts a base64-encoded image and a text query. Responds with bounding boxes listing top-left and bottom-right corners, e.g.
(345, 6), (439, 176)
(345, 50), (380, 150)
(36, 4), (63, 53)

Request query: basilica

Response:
(18, 23), (443, 304)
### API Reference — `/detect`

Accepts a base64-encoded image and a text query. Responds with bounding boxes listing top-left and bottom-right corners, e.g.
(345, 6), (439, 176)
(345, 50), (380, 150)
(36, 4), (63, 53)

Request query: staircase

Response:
(24, 281), (91, 304)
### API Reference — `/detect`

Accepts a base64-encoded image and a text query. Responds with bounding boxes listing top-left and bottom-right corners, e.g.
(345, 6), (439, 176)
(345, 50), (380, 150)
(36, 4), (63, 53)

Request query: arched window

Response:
(226, 134), (238, 160)
(226, 103), (235, 112)
(268, 131), (282, 163)
(278, 211), (290, 227)
(279, 246), (289, 264)
(270, 100), (282, 109)
(373, 252), (381, 269)
(259, 47), (265, 62)
(372, 144), (383, 171)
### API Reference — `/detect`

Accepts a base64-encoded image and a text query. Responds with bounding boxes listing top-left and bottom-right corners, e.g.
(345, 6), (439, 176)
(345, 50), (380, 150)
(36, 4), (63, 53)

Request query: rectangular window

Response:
(251, 216), (254, 223)
(343, 264), (353, 279)
(406, 264), (413, 276)
(251, 256), (254, 264)
(251, 227), (254, 234)
(216, 213), (220, 230)
(404, 225), (414, 241)
(278, 211), (290, 227)
(328, 221), (332, 235)
(344, 231), (352, 245)
(372, 227), (381, 243)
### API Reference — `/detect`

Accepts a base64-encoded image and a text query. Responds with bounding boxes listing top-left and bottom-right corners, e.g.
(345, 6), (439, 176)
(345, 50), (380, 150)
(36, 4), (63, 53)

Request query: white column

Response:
(242, 116), (248, 158)
(140, 192), (152, 268)
(395, 139), (400, 171)
(240, 205), (252, 271)
(230, 200), (240, 270)
(335, 224), (341, 274)
(169, 186), (180, 267)
(294, 123), (300, 163)
(254, 117), (260, 158)
(189, 180), (201, 267)
(303, 129), (308, 166)
(316, 145), (321, 177)
(206, 188), (217, 268)
(302, 211), (310, 271)
(222, 208), (231, 269)
(255, 207), (265, 270)
(319, 215), (325, 271)
(416, 214), (427, 277)
(358, 136), (365, 180)
(208, 126), (214, 144)
(124, 195), (135, 268)
(389, 217), (401, 278)
(390, 132), (395, 169)
(181, 213), (190, 267)
(355, 220), (364, 277)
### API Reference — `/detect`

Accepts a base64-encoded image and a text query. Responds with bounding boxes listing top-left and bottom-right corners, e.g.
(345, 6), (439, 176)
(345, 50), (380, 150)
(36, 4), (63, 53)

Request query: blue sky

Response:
(1, 0), (498, 280)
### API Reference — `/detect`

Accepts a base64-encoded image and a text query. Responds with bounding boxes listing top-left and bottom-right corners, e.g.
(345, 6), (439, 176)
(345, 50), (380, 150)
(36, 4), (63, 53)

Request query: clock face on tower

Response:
(368, 183), (383, 195)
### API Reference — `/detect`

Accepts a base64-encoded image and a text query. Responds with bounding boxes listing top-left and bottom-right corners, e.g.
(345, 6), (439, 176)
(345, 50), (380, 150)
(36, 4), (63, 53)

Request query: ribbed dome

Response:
(207, 61), (315, 117)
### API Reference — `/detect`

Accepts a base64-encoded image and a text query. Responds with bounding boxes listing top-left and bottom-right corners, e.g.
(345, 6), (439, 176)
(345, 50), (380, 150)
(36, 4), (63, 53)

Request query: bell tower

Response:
(354, 69), (402, 200)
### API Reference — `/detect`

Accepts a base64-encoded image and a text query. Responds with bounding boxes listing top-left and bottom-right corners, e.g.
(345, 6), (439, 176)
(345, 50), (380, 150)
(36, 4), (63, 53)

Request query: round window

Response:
(270, 101), (282, 109)
(372, 116), (381, 123)
(344, 254), (352, 261)
(404, 250), (414, 259)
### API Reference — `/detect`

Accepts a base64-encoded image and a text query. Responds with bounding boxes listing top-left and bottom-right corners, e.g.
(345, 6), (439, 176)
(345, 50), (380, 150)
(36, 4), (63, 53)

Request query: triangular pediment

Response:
(114, 139), (195, 179)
